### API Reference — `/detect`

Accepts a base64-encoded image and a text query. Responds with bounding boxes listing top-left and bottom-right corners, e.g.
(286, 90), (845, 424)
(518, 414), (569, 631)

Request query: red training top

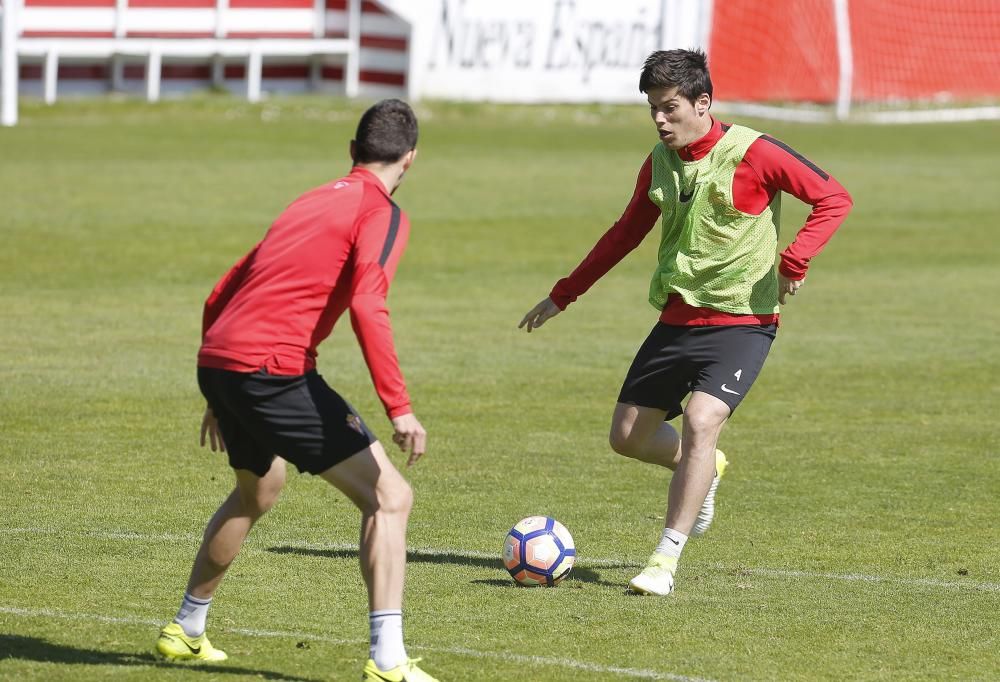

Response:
(549, 117), (853, 325)
(198, 167), (412, 419)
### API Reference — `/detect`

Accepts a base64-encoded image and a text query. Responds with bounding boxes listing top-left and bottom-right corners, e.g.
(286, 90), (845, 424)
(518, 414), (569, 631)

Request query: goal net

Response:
(706, 0), (1000, 123)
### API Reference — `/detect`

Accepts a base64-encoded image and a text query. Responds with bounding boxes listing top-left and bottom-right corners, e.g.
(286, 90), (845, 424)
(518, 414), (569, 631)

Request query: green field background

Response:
(1, 97), (997, 681)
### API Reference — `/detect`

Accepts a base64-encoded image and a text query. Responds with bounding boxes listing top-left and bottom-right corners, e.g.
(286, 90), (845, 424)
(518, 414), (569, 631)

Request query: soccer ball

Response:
(502, 516), (576, 587)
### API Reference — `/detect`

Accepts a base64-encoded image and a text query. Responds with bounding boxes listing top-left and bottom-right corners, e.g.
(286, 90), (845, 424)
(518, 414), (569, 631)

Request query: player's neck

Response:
(677, 115), (717, 160)
(695, 114), (713, 139)
(355, 162), (404, 195)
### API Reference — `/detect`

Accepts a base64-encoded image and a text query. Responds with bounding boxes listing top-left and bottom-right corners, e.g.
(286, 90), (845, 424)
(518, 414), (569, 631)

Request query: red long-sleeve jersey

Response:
(550, 116), (853, 325)
(198, 167), (412, 419)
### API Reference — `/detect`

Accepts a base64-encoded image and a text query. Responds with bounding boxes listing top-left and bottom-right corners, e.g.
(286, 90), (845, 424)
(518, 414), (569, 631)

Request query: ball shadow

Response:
(267, 545), (621, 587)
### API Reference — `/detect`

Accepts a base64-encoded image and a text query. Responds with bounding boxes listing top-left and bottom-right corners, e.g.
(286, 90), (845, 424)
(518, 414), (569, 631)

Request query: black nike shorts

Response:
(618, 323), (777, 420)
(197, 367), (377, 477)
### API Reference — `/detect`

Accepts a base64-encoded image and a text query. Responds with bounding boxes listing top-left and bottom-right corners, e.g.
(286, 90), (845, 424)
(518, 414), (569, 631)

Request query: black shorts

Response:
(618, 323), (777, 420)
(197, 367), (377, 477)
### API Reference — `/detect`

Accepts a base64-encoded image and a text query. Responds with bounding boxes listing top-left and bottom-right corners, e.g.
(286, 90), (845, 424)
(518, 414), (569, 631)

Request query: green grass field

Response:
(1, 95), (998, 681)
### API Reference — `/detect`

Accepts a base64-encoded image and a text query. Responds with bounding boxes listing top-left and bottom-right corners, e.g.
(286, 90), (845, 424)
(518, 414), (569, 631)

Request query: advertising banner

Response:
(387, 0), (709, 102)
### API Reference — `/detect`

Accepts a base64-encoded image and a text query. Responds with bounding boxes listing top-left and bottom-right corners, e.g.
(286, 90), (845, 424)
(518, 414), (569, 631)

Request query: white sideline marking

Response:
(3, 526), (999, 592)
(0, 606), (710, 682)
(419, 644), (713, 682)
(739, 567), (1000, 593)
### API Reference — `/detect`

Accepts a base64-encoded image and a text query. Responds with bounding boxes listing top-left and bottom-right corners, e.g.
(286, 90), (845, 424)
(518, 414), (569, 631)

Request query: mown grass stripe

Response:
(4, 527), (997, 592)
(0, 606), (712, 682)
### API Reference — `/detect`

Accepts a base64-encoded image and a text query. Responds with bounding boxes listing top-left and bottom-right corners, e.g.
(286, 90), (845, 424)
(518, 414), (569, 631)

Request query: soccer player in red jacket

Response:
(155, 99), (439, 682)
(520, 50), (852, 596)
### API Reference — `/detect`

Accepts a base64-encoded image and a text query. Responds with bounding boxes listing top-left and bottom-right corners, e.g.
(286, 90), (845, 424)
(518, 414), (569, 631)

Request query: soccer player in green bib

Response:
(519, 49), (852, 595)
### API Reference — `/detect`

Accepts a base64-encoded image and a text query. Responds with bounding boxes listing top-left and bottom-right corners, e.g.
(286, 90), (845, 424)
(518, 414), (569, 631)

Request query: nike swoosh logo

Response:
(679, 189), (694, 203)
(166, 635), (201, 655)
(720, 384), (741, 396)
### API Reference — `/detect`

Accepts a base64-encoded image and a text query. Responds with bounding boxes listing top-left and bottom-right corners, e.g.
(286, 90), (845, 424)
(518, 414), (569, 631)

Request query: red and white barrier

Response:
(3, 0), (999, 126)
(1, 0), (410, 123)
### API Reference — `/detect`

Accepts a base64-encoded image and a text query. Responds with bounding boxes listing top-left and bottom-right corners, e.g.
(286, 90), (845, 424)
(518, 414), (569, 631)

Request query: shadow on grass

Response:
(0, 634), (319, 681)
(267, 545), (621, 588)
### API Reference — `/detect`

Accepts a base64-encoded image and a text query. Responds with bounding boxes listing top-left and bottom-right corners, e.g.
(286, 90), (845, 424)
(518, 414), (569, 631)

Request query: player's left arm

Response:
(348, 204), (413, 422)
(741, 135), (853, 303)
(201, 244), (259, 339)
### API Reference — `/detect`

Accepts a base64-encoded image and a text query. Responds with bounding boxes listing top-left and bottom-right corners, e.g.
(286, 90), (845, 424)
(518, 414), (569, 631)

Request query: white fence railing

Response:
(0, 0), (378, 126)
(1, 0), (19, 126)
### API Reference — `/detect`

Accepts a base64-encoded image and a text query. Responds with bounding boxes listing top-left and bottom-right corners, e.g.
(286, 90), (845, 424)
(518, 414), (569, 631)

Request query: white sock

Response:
(173, 593), (212, 637)
(370, 609), (406, 671)
(655, 528), (688, 559)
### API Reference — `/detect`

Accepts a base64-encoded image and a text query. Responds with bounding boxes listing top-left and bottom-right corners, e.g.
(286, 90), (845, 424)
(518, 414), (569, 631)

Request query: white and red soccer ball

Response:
(502, 516), (576, 587)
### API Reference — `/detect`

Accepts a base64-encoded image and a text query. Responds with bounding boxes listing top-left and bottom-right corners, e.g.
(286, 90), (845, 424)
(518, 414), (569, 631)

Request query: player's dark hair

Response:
(639, 49), (713, 103)
(353, 99), (419, 164)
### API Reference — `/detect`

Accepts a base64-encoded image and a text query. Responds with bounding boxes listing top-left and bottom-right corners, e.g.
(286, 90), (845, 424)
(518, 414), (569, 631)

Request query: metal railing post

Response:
(1, 0), (21, 126)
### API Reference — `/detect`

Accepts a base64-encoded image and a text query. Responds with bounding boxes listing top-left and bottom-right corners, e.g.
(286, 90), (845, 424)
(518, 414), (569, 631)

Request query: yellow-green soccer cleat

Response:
(628, 552), (678, 596)
(155, 622), (228, 662)
(691, 449), (729, 537)
(362, 657), (440, 682)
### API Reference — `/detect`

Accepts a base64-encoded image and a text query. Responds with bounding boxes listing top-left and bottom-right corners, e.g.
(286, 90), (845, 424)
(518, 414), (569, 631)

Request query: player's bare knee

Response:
(390, 479), (414, 517)
(257, 489), (282, 516)
(373, 476), (413, 518)
(234, 484), (280, 519)
(243, 493), (276, 519)
(683, 406), (727, 438)
(609, 428), (642, 459)
(608, 431), (629, 456)
(233, 460), (285, 519)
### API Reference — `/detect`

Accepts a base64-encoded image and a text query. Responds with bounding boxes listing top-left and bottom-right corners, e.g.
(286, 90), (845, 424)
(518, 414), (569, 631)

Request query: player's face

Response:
(647, 86), (711, 151)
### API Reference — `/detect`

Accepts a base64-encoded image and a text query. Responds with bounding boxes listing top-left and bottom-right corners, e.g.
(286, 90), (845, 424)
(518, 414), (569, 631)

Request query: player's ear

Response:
(402, 148), (417, 171)
(695, 93), (711, 116)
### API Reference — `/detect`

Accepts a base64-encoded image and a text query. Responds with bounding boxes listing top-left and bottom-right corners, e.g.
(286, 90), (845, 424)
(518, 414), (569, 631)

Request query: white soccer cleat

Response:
(691, 449), (728, 537)
(628, 552), (677, 596)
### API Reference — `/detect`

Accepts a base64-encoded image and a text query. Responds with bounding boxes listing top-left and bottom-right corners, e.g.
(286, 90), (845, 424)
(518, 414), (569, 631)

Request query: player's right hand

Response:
(778, 273), (805, 305)
(518, 297), (562, 332)
(391, 412), (427, 466)
(200, 405), (226, 452)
